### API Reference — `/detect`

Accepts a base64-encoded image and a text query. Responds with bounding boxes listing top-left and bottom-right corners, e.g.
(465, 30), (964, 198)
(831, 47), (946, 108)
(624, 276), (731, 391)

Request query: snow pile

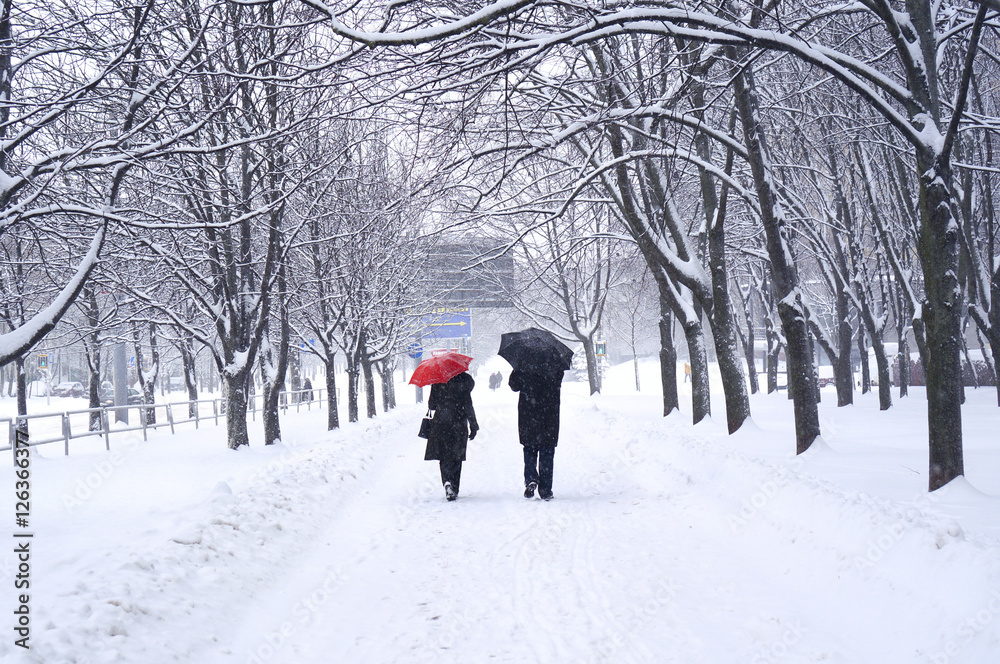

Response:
(2, 411), (400, 664)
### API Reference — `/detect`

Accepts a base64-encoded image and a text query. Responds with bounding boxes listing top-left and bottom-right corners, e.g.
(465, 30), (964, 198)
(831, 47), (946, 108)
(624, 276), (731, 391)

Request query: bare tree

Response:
(126, 0), (331, 448)
(0, 0), (213, 367)
(313, 0), (997, 488)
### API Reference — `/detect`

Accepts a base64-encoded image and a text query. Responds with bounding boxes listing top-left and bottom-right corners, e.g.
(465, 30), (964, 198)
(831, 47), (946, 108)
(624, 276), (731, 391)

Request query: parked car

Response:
(817, 366), (835, 388)
(99, 387), (144, 407)
(52, 381), (84, 398)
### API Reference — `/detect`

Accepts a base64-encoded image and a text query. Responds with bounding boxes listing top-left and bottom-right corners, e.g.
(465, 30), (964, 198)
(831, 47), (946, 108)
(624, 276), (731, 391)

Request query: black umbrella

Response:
(498, 327), (574, 374)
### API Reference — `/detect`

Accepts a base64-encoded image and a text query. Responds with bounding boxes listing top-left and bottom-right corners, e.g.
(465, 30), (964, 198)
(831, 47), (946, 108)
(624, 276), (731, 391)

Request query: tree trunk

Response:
(224, 371), (251, 449)
(583, 338), (601, 395)
(918, 155), (965, 490)
(262, 257), (290, 446)
(778, 299), (821, 453)
(697, 104), (749, 432)
(347, 349), (360, 423)
(288, 345), (301, 403)
(732, 53), (819, 453)
(387, 363), (396, 410)
(15, 356), (26, 418)
(741, 314), (759, 395)
(325, 355), (340, 430)
(260, 328), (289, 446)
(657, 297), (679, 416)
(377, 361), (392, 412)
(180, 334), (199, 418)
(262, 378), (282, 446)
(764, 333), (780, 394)
(991, 235), (1000, 406)
(82, 286), (103, 430)
(361, 349), (377, 419)
(683, 319), (711, 425)
(858, 330), (871, 394)
(992, 332), (1000, 407)
(133, 322), (159, 425)
(381, 368), (391, 412)
(898, 331), (910, 398)
(834, 288), (854, 407)
(871, 334), (892, 410)
(147, 327), (159, 421)
(708, 211), (750, 432)
(86, 354), (102, 431)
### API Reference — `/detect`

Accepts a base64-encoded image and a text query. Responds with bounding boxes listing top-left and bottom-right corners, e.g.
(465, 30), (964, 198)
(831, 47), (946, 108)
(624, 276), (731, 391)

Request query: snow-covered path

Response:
(207, 389), (1000, 663)
(5, 367), (1000, 664)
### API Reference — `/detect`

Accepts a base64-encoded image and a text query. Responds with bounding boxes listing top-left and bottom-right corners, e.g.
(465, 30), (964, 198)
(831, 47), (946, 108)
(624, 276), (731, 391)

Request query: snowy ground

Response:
(3, 359), (1000, 663)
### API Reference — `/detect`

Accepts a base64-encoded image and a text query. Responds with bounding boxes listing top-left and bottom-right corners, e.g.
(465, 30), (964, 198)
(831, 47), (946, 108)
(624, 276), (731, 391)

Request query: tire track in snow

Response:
(207, 397), (534, 663)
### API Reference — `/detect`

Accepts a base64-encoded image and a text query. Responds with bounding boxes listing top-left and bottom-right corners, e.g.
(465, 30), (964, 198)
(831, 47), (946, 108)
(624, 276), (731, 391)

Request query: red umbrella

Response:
(409, 352), (473, 387)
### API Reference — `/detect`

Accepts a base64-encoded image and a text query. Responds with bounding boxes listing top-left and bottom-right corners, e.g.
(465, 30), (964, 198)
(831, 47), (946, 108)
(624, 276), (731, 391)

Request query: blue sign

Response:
(421, 307), (471, 339)
(407, 342), (423, 360)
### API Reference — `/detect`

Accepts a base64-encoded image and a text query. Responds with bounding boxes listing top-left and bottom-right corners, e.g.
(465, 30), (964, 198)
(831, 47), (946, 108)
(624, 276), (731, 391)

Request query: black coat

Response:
(423, 372), (478, 461)
(508, 369), (564, 449)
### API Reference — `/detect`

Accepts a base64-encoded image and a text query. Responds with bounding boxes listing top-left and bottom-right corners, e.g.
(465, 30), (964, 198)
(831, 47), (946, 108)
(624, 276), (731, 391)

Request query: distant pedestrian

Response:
(508, 368), (564, 500)
(424, 372), (479, 501)
(683, 362), (691, 383)
(302, 378), (313, 402)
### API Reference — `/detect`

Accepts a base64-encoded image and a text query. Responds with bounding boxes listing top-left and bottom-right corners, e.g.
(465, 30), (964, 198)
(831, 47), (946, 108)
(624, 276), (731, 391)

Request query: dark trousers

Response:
(523, 446), (555, 494)
(439, 458), (463, 493)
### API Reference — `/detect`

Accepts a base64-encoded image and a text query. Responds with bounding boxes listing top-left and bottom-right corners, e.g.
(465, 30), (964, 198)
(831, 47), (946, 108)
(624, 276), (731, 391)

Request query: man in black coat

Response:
(424, 372), (479, 501)
(508, 368), (564, 500)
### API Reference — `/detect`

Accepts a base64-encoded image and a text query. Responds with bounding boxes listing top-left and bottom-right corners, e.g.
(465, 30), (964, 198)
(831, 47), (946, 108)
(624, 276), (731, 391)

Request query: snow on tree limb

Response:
(0, 223), (106, 366)
(300, 0), (539, 47)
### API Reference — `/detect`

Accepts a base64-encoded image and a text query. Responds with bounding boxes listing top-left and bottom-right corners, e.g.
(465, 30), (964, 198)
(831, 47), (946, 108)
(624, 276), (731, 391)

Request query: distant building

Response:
(422, 241), (515, 308)
(414, 240), (520, 368)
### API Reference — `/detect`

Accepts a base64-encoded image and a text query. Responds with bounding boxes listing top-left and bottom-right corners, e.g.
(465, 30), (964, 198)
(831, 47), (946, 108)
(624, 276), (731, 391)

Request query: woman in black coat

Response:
(424, 372), (478, 501)
(508, 368), (564, 500)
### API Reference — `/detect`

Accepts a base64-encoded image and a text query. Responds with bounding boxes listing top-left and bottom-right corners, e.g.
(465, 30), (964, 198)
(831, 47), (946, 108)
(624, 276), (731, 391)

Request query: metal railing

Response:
(3, 387), (330, 457)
